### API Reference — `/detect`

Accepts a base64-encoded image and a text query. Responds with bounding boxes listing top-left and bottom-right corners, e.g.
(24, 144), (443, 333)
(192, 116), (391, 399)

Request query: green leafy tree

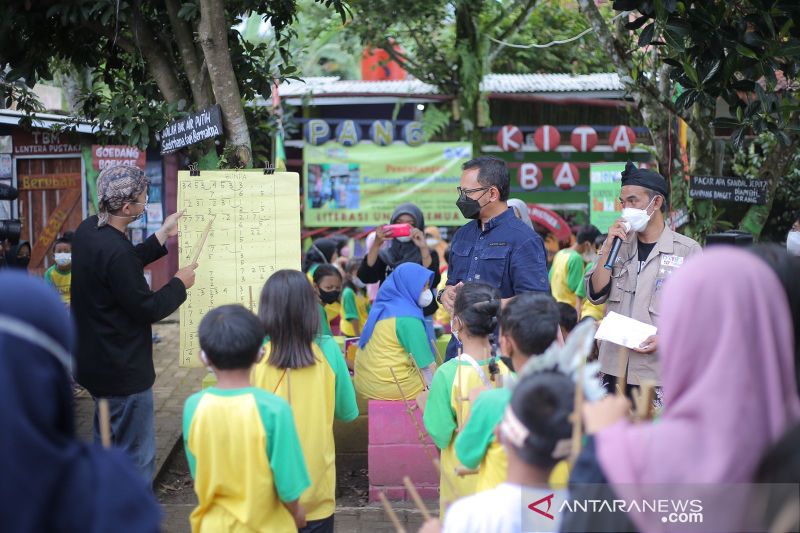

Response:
(0, 0), (347, 167)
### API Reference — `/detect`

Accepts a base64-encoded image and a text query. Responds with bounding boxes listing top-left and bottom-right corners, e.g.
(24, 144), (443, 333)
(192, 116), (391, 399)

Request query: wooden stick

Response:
(454, 466), (479, 476)
(407, 352), (428, 390)
(378, 492), (406, 533)
(455, 354), (464, 430)
(249, 285), (254, 312)
(635, 380), (657, 421)
(286, 369), (292, 407)
(98, 398), (111, 448)
(403, 476), (432, 521)
(430, 337), (443, 367)
(569, 353), (586, 465)
(190, 215), (215, 265)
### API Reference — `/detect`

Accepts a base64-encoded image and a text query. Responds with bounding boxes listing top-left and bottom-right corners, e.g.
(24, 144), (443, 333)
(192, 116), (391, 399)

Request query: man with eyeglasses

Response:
(437, 156), (549, 361)
(71, 165), (197, 481)
(585, 162), (700, 398)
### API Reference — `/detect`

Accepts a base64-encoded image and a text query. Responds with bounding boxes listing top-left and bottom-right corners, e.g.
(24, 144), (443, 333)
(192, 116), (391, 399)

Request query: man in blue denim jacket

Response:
(437, 156), (549, 360)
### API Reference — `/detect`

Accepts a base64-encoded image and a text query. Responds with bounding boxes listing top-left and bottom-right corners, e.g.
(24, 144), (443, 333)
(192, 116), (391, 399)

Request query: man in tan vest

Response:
(585, 162), (701, 397)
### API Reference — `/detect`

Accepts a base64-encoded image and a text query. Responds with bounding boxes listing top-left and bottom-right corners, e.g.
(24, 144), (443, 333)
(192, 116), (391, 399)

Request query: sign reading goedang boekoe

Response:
(303, 142), (472, 227)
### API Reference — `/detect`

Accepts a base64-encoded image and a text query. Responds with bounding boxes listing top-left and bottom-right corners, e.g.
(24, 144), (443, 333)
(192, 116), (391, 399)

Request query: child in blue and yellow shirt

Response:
(253, 269), (359, 532)
(454, 292), (563, 495)
(183, 304), (310, 532)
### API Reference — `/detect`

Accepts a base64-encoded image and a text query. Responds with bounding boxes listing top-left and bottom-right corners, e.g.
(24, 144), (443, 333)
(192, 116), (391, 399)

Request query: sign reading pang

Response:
(304, 142), (471, 227)
(305, 119), (425, 147)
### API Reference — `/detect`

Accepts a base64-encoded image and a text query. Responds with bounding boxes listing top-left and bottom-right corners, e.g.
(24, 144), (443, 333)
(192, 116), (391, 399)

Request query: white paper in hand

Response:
(595, 311), (657, 349)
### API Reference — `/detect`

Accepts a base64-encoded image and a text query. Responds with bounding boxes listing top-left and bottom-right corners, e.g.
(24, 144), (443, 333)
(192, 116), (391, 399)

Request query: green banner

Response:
(304, 143), (472, 227)
(589, 162), (625, 232)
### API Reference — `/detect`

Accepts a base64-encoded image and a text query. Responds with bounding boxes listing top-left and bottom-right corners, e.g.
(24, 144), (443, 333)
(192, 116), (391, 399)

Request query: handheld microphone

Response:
(603, 221), (630, 270)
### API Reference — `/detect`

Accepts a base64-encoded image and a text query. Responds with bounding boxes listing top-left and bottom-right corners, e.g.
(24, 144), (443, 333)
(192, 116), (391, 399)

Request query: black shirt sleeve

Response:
(428, 249), (441, 287)
(107, 248), (187, 324)
(589, 278), (611, 301)
(134, 233), (168, 267)
(357, 255), (387, 284)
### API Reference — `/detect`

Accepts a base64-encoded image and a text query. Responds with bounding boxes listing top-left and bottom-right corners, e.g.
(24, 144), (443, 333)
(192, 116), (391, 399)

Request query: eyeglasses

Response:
(456, 186), (490, 196)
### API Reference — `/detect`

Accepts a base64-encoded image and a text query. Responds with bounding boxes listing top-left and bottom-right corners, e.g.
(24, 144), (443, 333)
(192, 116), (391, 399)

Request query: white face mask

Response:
(621, 197), (656, 233)
(418, 289), (433, 308)
(788, 231), (800, 256)
(426, 238), (439, 248)
(396, 235), (412, 243)
(54, 252), (71, 267)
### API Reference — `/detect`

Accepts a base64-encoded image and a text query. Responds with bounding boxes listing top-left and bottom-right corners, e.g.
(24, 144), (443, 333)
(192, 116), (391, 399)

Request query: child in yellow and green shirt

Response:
(339, 258), (370, 337)
(354, 262), (437, 401)
(253, 269), (359, 532)
(43, 233), (73, 306)
(311, 264), (342, 337)
(423, 282), (512, 516)
(183, 304), (310, 533)
(454, 292), (563, 495)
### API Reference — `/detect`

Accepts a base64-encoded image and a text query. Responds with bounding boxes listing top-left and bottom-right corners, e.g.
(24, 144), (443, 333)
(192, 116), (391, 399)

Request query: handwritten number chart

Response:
(177, 170), (301, 367)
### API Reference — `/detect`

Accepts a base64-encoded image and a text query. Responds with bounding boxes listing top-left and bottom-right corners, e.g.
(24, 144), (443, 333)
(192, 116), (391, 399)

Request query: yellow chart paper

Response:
(178, 170), (301, 367)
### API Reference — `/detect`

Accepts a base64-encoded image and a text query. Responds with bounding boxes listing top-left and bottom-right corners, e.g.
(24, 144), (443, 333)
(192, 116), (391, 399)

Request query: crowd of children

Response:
(3, 207), (800, 533)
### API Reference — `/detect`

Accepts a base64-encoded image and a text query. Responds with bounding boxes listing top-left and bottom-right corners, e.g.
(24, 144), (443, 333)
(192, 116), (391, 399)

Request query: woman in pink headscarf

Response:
(565, 247), (800, 532)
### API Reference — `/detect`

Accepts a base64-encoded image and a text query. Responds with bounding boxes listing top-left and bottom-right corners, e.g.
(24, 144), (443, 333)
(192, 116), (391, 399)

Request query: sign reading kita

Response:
(496, 124), (638, 153)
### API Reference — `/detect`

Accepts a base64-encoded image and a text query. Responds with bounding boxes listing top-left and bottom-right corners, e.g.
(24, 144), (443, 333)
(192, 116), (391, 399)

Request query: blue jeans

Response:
(93, 388), (156, 482)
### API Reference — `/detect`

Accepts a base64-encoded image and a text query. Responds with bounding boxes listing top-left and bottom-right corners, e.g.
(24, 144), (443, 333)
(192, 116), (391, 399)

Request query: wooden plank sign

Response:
(18, 173), (82, 191)
(28, 188), (81, 269)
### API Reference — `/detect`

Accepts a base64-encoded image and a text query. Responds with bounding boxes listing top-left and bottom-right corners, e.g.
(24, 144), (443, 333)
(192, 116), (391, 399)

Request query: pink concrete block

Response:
(368, 443), (440, 485)
(368, 400), (433, 446)
(369, 486), (406, 502)
(414, 486), (440, 502)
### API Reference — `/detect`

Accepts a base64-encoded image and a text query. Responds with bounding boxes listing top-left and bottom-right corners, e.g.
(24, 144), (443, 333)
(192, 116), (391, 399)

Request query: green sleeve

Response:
(256, 391), (311, 503)
(341, 287), (359, 321)
(182, 391), (204, 479)
(575, 262), (593, 299)
(395, 316), (434, 369)
(454, 388), (511, 469)
(423, 362), (457, 450)
(318, 303), (333, 336)
(43, 266), (55, 285)
(318, 335), (359, 422)
(566, 251), (585, 293)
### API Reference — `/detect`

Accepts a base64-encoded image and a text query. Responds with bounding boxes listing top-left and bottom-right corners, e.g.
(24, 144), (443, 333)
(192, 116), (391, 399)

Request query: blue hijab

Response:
(0, 271), (160, 532)
(359, 262), (433, 348)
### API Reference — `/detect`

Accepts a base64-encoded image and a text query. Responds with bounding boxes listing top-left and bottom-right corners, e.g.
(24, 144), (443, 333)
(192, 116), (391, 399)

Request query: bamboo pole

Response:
(189, 215), (215, 265)
(569, 354), (586, 465)
(98, 399), (111, 449)
(616, 345), (628, 396)
(378, 492), (406, 533)
(403, 476), (433, 521)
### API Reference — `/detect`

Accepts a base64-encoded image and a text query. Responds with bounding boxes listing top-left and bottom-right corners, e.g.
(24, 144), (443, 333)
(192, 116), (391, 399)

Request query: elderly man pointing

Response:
(72, 165), (196, 480)
(585, 162), (700, 398)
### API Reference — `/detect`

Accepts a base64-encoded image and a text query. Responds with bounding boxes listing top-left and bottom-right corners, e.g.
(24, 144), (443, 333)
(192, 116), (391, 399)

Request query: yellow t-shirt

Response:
(549, 249), (584, 306)
(43, 265), (71, 304)
(252, 336), (359, 521)
(182, 387), (310, 533)
(339, 286), (369, 337)
(433, 269), (451, 326)
(577, 261), (605, 321)
(423, 355), (512, 516)
(353, 316), (435, 401)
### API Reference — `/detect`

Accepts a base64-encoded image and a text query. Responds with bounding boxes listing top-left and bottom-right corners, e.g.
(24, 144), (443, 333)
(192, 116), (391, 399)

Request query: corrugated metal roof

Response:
(278, 73), (623, 97)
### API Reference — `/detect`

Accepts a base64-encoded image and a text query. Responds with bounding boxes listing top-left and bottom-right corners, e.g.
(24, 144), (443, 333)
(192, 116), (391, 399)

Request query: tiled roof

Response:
(278, 73), (623, 97)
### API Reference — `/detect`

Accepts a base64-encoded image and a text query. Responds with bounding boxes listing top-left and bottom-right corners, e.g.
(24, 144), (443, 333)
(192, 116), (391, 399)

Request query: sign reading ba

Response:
(689, 176), (769, 205)
(160, 105), (223, 154)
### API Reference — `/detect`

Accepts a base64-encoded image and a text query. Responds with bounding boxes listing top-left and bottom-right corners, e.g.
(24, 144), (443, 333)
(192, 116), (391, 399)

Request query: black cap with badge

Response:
(620, 161), (670, 199)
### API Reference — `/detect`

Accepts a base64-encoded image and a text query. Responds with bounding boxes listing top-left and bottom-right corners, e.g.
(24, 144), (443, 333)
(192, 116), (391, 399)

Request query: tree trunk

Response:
(165, 0), (213, 109)
(129, 2), (187, 105)
(198, 0), (252, 167)
(455, 0), (486, 155)
(739, 139), (799, 240)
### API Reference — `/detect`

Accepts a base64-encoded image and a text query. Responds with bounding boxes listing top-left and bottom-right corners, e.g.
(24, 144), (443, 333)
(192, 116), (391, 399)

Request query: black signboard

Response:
(160, 105), (223, 154)
(688, 175), (769, 205)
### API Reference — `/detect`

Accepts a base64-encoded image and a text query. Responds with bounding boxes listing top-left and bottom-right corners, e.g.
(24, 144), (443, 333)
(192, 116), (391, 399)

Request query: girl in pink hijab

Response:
(570, 247), (800, 531)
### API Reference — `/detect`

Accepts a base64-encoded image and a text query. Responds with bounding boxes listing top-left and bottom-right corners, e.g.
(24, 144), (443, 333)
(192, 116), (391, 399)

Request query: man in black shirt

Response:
(72, 165), (196, 480)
